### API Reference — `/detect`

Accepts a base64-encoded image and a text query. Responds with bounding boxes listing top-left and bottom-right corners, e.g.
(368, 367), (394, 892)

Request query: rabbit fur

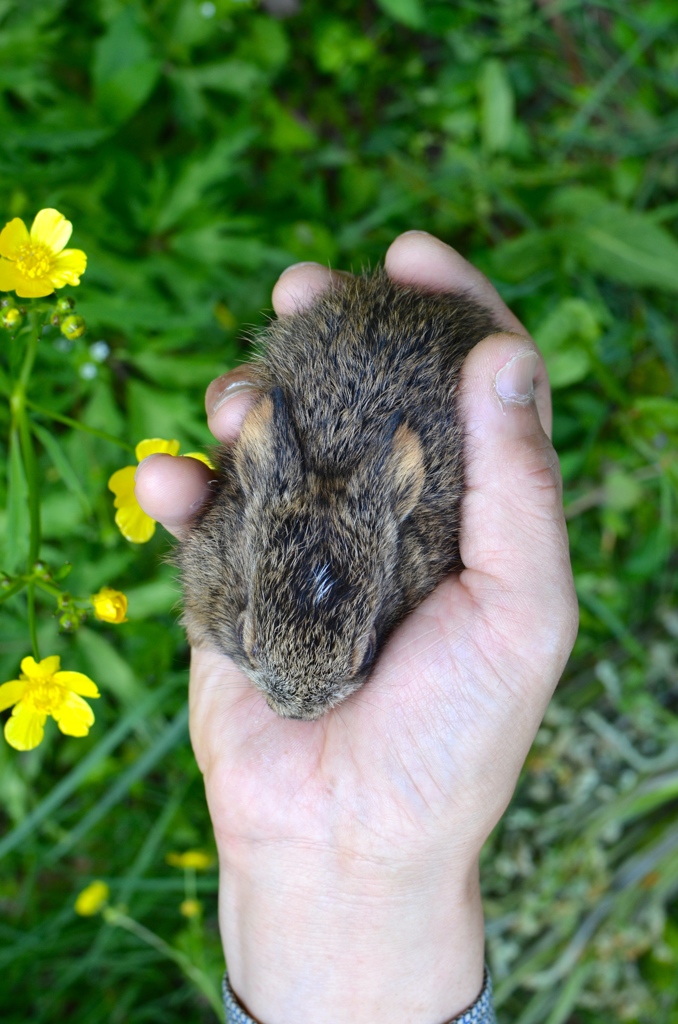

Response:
(179, 269), (498, 719)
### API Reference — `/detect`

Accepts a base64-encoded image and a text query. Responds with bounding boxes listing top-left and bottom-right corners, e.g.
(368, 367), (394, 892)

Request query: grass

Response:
(0, 1), (677, 1020)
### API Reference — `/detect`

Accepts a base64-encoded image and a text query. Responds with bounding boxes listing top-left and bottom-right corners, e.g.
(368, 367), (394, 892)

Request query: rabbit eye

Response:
(355, 629), (377, 676)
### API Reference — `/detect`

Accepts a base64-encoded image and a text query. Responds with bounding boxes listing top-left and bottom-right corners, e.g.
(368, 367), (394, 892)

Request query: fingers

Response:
(134, 453), (216, 540)
(139, 237), (550, 557)
(457, 332), (578, 667)
(207, 237), (548, 446)
(207, 263), (346, 442)
(271, 261), (347, 316)
(206, 365), (261, 443)
(384, 232), (551, 436)
(385, 231), (526, 336)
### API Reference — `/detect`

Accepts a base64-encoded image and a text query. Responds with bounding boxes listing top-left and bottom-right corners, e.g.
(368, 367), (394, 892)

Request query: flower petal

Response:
(54, 691), (95, 737)
(54, 672), (101, 698)
(50, 248), (87, 288)
(0, 680), (27, 712)
(5, 704), (46, 751)
(135, 438), (181, 462)
(30, 209), (72, 254)
(108, 465), (137, 504)
(182, 452), (216, 470)
(0, 218), (29, 260)
(21, 655), (61, 680)
(0, 258), (20, 293)
(14, 277), (56, 299)
(115, 502), (156, 543)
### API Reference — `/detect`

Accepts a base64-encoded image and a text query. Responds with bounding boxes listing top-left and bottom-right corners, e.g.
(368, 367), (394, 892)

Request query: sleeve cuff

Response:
(223, 967), (495, 1024)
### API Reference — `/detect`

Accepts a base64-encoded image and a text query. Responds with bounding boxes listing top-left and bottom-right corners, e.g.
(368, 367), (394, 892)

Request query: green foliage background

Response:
(1, 0), (677, 1021)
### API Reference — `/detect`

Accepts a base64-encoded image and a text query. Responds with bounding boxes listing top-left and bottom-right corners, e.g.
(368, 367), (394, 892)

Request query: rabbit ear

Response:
(235, 387), (303, 497)
(384, 415), (425, 520)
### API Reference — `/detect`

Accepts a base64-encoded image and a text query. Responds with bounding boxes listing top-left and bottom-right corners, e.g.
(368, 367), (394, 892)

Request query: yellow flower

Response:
(0, 209), (87, 298)
(108, 439), (216, 543)
(166, 850), (214, 871)
(0, 655), (100, 751)
(179, 898), (202, 918)
(91, 587), (128, 624)
(74, 880), (110, 916)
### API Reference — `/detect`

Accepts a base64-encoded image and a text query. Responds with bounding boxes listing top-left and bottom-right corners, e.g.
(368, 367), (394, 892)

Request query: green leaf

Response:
(264, 98), (317, 152)
(490, 230), (557, 283)
(126, 378), (210, 448)
(129, 351), (233, 389)
(173, 59), (264, 98)
(32, 423), (92, 515)
(170, 226), (291, 271)
(603, 471), (644, 512)
(534, 298), (601, 388)
(315, 20), (376, 74)
(632, 397), (678, 440)
(479, 59), (514, 153)
(93, 8), (161, 124)
(552, 187), (678, 292)
(375, 0), (425, 29)
(75, 628), (143, 707)
(123, 572), (180, 619)
(154, 131), (257, 232)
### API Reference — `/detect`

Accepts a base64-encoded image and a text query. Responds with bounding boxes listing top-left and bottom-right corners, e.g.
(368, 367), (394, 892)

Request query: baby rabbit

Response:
(179, 269), (498, 719)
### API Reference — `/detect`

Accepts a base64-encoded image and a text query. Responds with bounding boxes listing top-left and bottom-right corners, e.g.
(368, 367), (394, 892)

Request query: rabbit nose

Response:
(264, 689), (325, 721)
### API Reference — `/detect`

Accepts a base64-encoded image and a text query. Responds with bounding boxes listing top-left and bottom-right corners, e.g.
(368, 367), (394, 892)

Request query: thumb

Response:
(458, 333), (578, 668)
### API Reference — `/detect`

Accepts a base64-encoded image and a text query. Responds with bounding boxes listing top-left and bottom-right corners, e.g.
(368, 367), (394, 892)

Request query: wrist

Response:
(217, 839), (485, 1024)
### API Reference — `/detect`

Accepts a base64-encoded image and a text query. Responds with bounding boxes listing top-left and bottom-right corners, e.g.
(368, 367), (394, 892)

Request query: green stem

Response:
(33, 577), (63, 599)
(27, 584), (40, 661)
(0, 574), (63, 605)
(103, 907), (223, 1020)
(10, 310), (43, 660)
(26, 400), (135, 453)
(18, 406), (40, 567)
(0, 579), (27, 604)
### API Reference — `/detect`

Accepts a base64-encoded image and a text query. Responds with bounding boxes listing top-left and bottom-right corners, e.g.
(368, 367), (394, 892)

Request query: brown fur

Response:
(179, 269), (498, 719)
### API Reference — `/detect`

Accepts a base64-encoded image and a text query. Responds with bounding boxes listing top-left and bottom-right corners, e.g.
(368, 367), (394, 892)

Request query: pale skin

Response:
(135, 231), (578, 1024)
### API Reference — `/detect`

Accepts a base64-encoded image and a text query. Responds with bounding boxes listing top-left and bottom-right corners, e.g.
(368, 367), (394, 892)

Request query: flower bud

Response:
(180, 899), (202, 919)
(57, 295), (76, 313)
(91, 587), (128, 624)
(74, 881), (110, 916)
(2, 307), (22, 331)
(60, 314), (86, 340)
(1, 296), (15, 309)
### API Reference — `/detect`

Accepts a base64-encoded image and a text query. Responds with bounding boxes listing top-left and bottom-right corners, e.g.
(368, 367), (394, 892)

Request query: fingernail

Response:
(397, 230), (432, 238)
(211, 380), (255, 415)
(188, 479), (220, 514)
(135, 453), (163, 479)
(279, 261), (323, 278)
(495, 350), (538, 405)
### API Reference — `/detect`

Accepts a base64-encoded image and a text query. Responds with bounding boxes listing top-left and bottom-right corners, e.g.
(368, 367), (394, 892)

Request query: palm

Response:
(191, 511), (567, 861)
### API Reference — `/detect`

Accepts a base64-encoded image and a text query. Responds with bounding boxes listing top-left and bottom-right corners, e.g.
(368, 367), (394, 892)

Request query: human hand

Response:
(135, 231), (578, 1024)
